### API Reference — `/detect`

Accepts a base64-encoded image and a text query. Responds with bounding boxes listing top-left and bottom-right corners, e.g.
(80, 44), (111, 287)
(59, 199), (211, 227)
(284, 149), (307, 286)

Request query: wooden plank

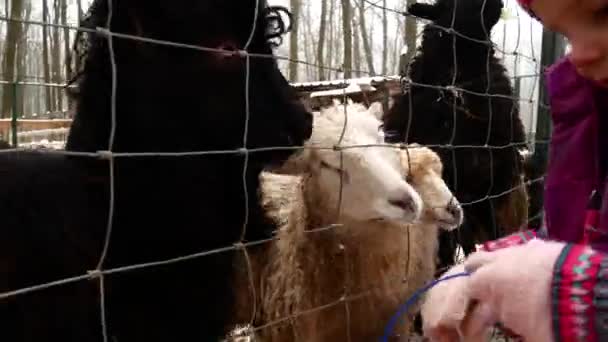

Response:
(0, 119), (72, 139)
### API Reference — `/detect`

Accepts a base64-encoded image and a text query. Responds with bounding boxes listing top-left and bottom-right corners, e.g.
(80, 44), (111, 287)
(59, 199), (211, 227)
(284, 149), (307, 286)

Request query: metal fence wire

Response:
(0, 0), (566, 341)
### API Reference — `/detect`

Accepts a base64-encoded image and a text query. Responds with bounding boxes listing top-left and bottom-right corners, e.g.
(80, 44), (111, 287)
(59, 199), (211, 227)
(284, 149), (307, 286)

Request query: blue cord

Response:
(380, 271), (471, 342)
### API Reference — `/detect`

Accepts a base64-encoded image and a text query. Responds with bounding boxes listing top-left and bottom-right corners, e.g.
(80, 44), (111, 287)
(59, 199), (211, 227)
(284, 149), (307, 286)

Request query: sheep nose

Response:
(389, 198), (416, 212)
(447, 198), (463, 222)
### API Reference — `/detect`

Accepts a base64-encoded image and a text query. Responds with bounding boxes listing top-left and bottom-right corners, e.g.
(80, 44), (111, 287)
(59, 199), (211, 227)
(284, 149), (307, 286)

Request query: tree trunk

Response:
(76, 0), (83, 19)
(381, 0), (388, 75)
(353, 15), (361, 78)
(328, 0), (335, 79)
(392, 13), (403, 74)
(52, 0), (62, 111)
(16, 0), (31, 117)
(399, 0), (418, 76)
(288, 0), (300, 82)
(333, 0), (343, 80)
(61, 0), (71, 109)
(317, 0), (328, 81)
(306, 2), (316, 81)
(42, 0), (51, 112)
(358, 0), (376, 76)
(341, 0), (352, 79)
(1, 0), (25, 118)
(302, 1), (312, 81)
(70, 0), (83, 80)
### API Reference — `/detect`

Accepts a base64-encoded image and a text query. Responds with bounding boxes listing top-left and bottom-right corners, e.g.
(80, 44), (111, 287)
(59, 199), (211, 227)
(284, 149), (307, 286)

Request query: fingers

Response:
(460, 302), (495, 341)
(425, 325), (461, 342)
(464, 258), (498, 305)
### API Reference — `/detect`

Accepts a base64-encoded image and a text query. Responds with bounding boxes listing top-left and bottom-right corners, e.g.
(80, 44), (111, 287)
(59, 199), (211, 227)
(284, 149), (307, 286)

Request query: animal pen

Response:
(0, 0), (568, 341)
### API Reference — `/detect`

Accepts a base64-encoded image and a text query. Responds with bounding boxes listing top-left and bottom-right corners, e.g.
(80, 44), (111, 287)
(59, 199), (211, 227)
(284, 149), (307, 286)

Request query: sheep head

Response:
(400, 144), (463, 231)
(276, 100), (423, 224)
(408, 0), (504, 40)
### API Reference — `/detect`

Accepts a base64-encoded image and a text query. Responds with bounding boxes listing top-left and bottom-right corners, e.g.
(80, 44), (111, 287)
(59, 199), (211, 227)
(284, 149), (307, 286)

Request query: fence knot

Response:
(233, 50), (248, 58)
(233, 242), (246, 250)
(444, 85), (463, 101)
(95, 27), (112, 37)
(87, 269), (103, 279)
(97, 150), (113, 160)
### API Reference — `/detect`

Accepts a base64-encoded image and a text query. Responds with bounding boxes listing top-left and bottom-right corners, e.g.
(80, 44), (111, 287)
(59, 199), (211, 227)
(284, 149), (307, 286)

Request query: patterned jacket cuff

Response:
(552, 244), (608, 342)
(479, 229), (542, 252)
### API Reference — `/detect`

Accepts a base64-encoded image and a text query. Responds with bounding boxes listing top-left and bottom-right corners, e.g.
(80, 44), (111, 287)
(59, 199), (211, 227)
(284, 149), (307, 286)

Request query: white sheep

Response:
(228, 101), (463, 342)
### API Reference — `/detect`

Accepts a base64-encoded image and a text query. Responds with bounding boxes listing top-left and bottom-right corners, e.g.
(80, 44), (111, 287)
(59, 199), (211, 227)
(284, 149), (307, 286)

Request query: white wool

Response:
(228, 101), (463, 341)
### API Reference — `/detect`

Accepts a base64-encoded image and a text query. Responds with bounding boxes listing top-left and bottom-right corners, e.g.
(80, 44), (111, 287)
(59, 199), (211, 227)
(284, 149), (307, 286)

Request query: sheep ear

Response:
(407, 3), (440, 21)
(368, 102), (384, 121)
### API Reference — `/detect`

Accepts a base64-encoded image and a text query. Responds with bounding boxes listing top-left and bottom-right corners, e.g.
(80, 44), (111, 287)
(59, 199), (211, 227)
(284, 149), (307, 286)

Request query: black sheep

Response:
(0, 1), (312, 341)
(382, 0), (528, 272)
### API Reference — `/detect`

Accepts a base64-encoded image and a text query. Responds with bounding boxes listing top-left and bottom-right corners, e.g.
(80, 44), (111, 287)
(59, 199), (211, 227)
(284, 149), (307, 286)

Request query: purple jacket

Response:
(543, 57), (608, 253)
(476, 59), (608, 342)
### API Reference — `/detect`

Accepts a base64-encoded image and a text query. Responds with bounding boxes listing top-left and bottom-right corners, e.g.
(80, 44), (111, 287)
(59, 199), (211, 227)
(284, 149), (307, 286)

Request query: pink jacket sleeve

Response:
(476, 231), (608, 341)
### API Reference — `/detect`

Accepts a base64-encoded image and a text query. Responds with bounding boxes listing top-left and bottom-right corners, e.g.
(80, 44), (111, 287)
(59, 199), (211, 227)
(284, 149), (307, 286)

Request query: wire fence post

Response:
(529, 28), (567, 228)
(10, 82), (18, 148)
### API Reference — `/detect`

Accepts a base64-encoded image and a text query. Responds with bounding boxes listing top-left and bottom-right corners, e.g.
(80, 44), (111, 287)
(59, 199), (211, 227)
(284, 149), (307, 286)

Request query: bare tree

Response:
(392, 11), (403, 74)
(399, 0), (418, 76)
(1, 0), (25, 118)
(76, 0), (83, 20)
(16, 0), (32, 115)
(381, 0), (388, 75)
(302, 0), (313, 81)
(333, 0), (343, 80)
(316, 0), (328, 80)
(353, 14), (361, 77)
(358, 0), (376, 76)
(288, 0), (301, 82)
(60, 0), (72, 108)
(42, 0), (52, 112)
(341, 0), (352, 79)
(51, 0), (63, 111)
(327, 0), (336, 79)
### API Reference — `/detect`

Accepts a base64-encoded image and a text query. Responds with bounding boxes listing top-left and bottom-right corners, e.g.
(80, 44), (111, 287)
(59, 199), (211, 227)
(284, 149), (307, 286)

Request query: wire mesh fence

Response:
(0, 0), (567, 341)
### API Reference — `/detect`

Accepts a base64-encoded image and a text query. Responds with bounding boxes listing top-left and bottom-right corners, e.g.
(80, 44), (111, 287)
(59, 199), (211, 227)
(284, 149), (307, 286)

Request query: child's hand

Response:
(421, 263), (475, 342)
(463, 239), (565, 342)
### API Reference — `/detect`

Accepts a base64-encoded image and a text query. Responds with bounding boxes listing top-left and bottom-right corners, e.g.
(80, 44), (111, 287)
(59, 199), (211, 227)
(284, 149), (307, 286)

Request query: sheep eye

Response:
(405, 173), (414, 183)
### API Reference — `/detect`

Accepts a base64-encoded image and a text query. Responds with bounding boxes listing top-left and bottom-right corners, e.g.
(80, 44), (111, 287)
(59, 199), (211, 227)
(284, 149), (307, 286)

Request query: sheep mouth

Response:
(437, 219), (461, 230)
(388, 199), (418, 214)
